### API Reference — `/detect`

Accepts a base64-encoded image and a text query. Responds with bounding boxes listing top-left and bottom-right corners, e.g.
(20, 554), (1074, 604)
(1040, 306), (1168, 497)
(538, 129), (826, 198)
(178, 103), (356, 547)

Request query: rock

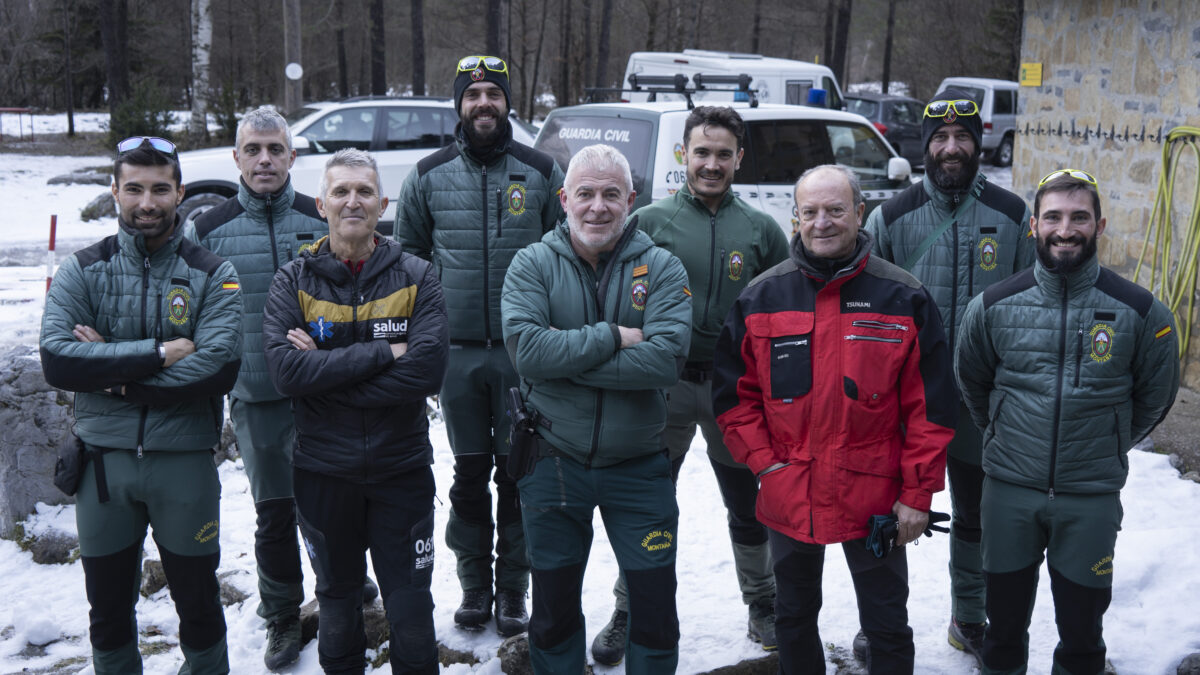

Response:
(300, 599), (320, 645)
(363, 602), (389, 649)
(1169, 453), (1183, 470)
(48, 170), (111, 186)
(701, 653), (781, 674)
(0, 346), (76, 539)
(1183, 471), (1200, 484)
(28, 530), (78, 564)
(213, 419), (238, 465)
(497, 633), (532, 675)
(141, 559), (167, 597)
(218, 570), (249, 606)
(438, 643), (477, 666)
(1178, 652), (1200, 674)
(80, 191), (116, 221)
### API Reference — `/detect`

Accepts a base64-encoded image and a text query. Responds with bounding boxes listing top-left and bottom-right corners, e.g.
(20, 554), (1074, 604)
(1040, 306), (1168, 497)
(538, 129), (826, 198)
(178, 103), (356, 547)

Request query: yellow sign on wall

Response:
(1020, 63), (1043, 87)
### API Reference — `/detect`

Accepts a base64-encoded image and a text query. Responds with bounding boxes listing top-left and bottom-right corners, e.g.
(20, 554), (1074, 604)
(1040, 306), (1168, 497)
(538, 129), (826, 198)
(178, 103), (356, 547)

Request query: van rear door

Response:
(534, 111), (658, 210)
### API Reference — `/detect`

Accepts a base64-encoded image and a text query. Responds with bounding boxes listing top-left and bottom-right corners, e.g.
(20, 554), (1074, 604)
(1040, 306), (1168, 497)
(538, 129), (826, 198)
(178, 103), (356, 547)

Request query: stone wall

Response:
(1017, 0), (1200, 388)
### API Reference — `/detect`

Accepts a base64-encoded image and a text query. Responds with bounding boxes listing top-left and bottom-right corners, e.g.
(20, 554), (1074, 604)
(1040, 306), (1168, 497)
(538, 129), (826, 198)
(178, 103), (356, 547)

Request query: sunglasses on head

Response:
(923, 99), (980, 120)
(116, 136), (177, 157)
(1038, 168), (1098, 188)
(457, 55), (508, 76)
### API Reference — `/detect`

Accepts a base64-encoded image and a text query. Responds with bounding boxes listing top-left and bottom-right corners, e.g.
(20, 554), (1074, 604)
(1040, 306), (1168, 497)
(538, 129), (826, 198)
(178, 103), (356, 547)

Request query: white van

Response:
(622, 50), (845, 110)
(936, 77), (1019, 166)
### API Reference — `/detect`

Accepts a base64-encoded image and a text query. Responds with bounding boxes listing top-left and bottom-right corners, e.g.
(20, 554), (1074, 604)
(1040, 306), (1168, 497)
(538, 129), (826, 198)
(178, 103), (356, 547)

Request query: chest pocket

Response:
(751, 313), (814, 400)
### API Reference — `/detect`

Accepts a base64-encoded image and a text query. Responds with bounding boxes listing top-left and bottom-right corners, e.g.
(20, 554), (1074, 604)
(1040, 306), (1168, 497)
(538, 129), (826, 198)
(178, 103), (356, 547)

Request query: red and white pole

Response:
(46, 214), (57, 293)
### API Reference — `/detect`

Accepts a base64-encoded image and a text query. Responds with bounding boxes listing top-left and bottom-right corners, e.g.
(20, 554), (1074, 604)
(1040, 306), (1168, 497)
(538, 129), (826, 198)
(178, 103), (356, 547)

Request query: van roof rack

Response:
(584, 72), (758, 108)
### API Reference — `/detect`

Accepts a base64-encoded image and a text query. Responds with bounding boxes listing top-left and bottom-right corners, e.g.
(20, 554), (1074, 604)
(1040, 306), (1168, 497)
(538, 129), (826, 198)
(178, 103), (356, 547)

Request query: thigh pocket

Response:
(410, 509), (436, 586)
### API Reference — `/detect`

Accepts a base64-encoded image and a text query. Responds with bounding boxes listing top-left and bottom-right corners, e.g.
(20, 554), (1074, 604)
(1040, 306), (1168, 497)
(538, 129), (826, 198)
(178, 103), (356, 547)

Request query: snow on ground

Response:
(0, 109), (225, 139)
(0, 141), (1195, 674)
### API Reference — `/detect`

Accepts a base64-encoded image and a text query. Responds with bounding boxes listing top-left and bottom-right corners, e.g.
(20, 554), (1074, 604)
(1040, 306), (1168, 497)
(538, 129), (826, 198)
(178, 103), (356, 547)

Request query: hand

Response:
(162, 338), (195, 367)
(617, 326), (643, 348)
(73, 325), (104, 343)
(286, 328), (317, 351)
(390, 342), (408, 359)
(892, 501), (929, 547)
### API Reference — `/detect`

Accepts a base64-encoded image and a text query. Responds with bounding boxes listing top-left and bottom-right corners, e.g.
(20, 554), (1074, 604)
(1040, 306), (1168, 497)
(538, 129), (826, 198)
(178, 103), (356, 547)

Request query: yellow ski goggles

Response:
(456, 56), (508, 76)
(1038, 169), (1098, 188)
(923, 99), (980, 120)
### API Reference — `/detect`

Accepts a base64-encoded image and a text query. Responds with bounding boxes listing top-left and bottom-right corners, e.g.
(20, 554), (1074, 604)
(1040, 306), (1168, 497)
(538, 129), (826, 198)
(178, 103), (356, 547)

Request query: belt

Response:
(680, 360), (714, 384)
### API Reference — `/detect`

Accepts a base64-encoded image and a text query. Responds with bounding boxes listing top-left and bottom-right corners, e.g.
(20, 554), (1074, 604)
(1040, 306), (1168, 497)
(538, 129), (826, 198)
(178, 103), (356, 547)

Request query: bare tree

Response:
(282, 0), (302, 111)
(411, 0), (426, 95)
(594, 0), (613, 87)
(370, 0), (385, 94)
(336, 0), (349, 97)
(751, 0), (763, 53)
(526, 0), (549, 119)
(556, 0), (571, 106)
(97, 0), (129, 112)
(830, 0), (852, 83)
(189, 0), (213, 141)
(487, 0), (502, 54)
(881, 0), (895, 93)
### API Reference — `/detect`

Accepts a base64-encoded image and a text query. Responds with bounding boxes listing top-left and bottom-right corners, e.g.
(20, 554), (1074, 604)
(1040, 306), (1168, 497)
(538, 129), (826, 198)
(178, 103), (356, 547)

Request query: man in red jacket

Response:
(712, 165), (957, 674)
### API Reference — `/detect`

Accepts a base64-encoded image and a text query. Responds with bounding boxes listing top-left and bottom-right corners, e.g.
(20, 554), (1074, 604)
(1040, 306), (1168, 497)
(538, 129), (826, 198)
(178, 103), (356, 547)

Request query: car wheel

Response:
(178, 192), (232, 226)
(993, 134), (1014, 167)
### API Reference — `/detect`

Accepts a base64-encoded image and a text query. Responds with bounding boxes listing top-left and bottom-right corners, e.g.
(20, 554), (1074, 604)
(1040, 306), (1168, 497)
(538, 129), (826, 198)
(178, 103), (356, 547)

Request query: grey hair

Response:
(318, 148), (383, 198)
(794, 164), (864, 209)
(236, 106), (293, 150)
(565, 144), (633, 193)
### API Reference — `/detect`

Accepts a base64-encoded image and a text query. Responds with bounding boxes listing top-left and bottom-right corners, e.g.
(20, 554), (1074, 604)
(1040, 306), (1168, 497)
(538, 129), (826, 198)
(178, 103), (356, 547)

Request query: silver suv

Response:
(176, 97), (536, 227)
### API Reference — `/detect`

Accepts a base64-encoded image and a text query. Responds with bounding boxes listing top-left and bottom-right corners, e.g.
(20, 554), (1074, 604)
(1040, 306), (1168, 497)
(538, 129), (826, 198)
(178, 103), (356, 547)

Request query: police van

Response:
(533, 100), (912, 237)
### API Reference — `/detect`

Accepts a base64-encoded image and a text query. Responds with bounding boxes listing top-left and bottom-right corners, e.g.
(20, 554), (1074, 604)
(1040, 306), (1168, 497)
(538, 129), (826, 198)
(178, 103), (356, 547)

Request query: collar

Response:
(678, 183), (735, 214)
(456, 121), (513, 165)
(238, 176), (295, 219)
(117, 215), (183, 259)
(924, 171), (986, 211)
(790, 230), (873, 283)
(1033, 253), (1100, 298)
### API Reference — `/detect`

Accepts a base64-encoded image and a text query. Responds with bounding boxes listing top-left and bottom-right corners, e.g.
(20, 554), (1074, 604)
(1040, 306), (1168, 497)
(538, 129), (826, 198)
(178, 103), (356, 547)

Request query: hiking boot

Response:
(590, 608), (628, 666)
(852, 629), (868, 663)
(453, 589), (493, 630)
(494, 589), (529, 637)
(747, 594), (777, 651)
(948, 617), (986, 666)
(263, 615), (301, 671)
(363, 576), (379, 604)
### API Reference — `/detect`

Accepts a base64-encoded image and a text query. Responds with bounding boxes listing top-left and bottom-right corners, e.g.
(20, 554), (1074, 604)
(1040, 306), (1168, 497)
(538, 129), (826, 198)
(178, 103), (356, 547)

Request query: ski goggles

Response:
(116, 136), (178, 157)
(923, 99), (980, 120)
(457, 56), (508, 77)
(1038, 168), (1098, 188)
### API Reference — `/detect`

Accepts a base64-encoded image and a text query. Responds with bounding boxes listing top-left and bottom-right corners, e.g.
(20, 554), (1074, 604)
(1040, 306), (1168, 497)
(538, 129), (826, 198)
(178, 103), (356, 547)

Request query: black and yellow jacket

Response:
(263, 235), (448, 482)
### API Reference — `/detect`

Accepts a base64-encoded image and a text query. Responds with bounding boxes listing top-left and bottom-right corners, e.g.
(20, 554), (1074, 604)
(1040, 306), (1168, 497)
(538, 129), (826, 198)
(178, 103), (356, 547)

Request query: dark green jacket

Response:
(865, 172), (1035, 352)
(955, 255), (1180, 494)
(189, 178), (326, 402)
(635, 185), (789, 363)
(501, 220), (692, 467)
(40, 222), (243, 451)
(394, 127), (564, 344)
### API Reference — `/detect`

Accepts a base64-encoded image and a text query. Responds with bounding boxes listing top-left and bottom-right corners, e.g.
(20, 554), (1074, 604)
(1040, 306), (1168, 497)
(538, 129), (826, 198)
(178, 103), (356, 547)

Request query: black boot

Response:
(494, 589), (529, 637)
(454, 589), (493, 630)
(590, 608), (628, 666)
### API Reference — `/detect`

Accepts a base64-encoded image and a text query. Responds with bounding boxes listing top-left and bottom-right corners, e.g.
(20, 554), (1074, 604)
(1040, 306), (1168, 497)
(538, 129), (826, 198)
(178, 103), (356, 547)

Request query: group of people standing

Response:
(39, 53), (1180, 675)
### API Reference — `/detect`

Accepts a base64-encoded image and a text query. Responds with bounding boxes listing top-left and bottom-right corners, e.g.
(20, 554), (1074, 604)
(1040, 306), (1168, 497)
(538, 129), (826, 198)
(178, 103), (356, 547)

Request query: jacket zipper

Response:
(481, 164), (493, 346)
(850, 320), (908, 331)
(967, 232), (975, 295)
(496, 188), (503, 238)
(948, 196), (959, 353)
(352, 277), (369, 480)
(844, 334), (903, 344)
(137, 257), (151, 458)
(1049, 282), (1069, 499)
(701, 214), (718, 326)
(1075, 324), (1084, 388)
(713, 247), (726, 318)
(267, 194), (280, 272)
(584, 261), (603, 469)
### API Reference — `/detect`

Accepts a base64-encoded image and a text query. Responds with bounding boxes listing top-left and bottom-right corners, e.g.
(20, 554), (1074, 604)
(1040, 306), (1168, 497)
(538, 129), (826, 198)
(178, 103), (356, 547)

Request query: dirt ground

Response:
(1150, 386), (1200, 474)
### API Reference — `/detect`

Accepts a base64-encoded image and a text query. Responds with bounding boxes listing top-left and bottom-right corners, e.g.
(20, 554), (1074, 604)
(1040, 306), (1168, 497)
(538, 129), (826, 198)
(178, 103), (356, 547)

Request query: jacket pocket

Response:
(749, 313), (815, 401)
(984, 390), (1008, 448)
(756, 462), (810, 534)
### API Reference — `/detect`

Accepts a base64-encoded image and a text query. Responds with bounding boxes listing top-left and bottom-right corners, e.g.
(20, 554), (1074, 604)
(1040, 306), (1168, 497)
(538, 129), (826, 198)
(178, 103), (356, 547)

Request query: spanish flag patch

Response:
(633, 264), (649, 278)
(683, 286), (692, 297)
(222, 282), (240, 291)
(1155, 325), (1172, 339)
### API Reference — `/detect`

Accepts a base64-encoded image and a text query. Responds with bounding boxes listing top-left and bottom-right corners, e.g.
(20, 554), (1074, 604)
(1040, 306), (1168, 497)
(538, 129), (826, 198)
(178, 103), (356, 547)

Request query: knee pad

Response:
(81, 543), (143, 650)
(625, 566), (680, 649)
(158, 547), (226, 650)
(254, 499), (302, 584)
(495, 475), (522, 527)
(529, 563), (584, 649)
(449, 455), (496, 523)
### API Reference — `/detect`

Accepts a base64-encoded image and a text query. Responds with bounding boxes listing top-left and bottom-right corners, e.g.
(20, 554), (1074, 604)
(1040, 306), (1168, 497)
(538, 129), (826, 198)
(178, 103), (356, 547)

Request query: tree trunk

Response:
(411, 0), (425, 96)
(594, 0), (612, 87)
(751, 0), (762, 53)
(881, 0), (895, 94)
(556, 0), (570, 107)
(370, 0), (385, 95)
(336, 0), (349, 98)
(282, 0), (302, 112)
(487, 0), (502, 55)
(97, 0), (129, 114)
(527, 0), (549, 121)
(822, 0), (834, 67)
(643, 0), (658, 51)
(62, 0), (75, 137)
(189, 0), (212, 142)
(830, 0), (852, 84)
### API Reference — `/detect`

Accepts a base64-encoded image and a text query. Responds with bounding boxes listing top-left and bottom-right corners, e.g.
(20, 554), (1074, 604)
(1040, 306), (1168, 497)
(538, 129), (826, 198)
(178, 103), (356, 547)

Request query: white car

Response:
(534, 101), (911, 238)
(177, 97), (537, 231)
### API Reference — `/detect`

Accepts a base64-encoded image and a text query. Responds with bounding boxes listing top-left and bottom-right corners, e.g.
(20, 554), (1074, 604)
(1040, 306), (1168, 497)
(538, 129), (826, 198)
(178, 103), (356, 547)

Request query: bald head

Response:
(793, 165), (865, 260)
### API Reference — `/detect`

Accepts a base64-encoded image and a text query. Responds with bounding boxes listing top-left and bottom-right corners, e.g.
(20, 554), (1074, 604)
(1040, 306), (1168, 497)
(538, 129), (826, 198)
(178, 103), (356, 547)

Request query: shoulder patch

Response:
(416, 144), (460, 177)
(879, 182), (929, 228)
(177, 238), (229, 277)
(981, 267), (1037, 309)
(74, 235), (121, 270)
(1094, 267), (1154, 318)
(977, 181), (1029, 226)
(291, 192), (325, 221)
(192, 195), (242, 240)
(864, 255), (923, 289)
(506, 142), (558, 180)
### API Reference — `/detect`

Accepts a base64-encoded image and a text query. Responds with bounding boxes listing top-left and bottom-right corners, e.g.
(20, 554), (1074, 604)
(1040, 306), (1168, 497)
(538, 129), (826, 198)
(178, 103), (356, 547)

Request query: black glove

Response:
(922, 510), (951, 537)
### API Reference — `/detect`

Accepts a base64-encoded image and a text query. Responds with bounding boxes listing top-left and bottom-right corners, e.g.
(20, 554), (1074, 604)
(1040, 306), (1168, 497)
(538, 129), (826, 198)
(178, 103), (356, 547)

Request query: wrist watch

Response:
(157, 341), (167, 365)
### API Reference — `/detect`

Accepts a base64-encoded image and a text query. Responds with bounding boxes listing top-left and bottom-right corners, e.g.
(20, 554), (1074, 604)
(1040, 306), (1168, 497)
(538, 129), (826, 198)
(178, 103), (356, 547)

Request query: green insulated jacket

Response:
(635, 185), (789, 364)
(955, 256), (1180, 494)
(41, 223), (243, 451)
(189, 178), (326, 402)
(501, 220), (692, 467)
(866, 172), (1035, 351)
(394, 127), (564, 344)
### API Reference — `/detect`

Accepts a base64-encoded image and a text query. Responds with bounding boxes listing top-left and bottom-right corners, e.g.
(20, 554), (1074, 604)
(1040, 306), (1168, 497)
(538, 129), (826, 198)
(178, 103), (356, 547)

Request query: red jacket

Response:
(713, 233), (956, 544)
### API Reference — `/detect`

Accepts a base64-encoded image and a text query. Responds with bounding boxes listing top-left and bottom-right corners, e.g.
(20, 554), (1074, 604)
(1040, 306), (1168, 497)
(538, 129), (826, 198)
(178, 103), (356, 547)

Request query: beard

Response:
(925, 148), (980, 192)
(119, 210), (175, 243)
(567, 211), (624, 254)
(1036, 232), (1097, 274)
(463, 107), (508, 148)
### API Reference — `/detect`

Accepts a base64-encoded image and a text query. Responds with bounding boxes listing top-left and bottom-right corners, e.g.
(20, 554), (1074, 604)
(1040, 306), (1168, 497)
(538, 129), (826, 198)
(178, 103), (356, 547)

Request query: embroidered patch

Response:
(221, 281), (240, 291)
(673, 143), (685, 165)
(507, 183), (526, 215)
(978, 237), (998, 271)
(309, 316), (334, 342)
(194, 519), (219, 543)
(641, 529), (673, 552)
(633, 264), (649, 278)
(683, 286), (692, 297)
(631, 281), (648, 311)
(470, 67), (485, 81)
(1155, 325), (1173, 339)
(166, 288), (191, 326)
(728, 250), (745, 281)
(1089, 323), (1114, 362)
(1091, 554), (1113, 576)
(945, 108), (958, 124)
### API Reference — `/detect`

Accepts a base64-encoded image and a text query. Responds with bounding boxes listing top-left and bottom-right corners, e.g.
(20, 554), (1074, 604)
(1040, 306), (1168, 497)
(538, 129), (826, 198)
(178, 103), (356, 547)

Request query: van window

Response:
(384, 108), (456, 150)
(785, 81), (814, 106)
(993, 89), (1015, 115)
(953, 86), (986, 108)
(300, 109), (377, 153)
(821, 77), (843, 109)
(824, 123), (894, 187)
(738, 120), (832, 184)
(534, 115), (655, 195)
(846, 98), (879, 119)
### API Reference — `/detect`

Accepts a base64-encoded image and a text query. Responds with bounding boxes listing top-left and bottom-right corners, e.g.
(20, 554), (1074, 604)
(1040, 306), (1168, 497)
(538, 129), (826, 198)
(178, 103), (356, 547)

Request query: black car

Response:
(845, 92), (925, 170)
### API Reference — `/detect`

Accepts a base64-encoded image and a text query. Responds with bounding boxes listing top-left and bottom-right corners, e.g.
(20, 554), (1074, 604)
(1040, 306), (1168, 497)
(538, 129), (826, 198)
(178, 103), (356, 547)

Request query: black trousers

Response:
(769, 528), (914, 675)
(294, 466), (437, 675)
